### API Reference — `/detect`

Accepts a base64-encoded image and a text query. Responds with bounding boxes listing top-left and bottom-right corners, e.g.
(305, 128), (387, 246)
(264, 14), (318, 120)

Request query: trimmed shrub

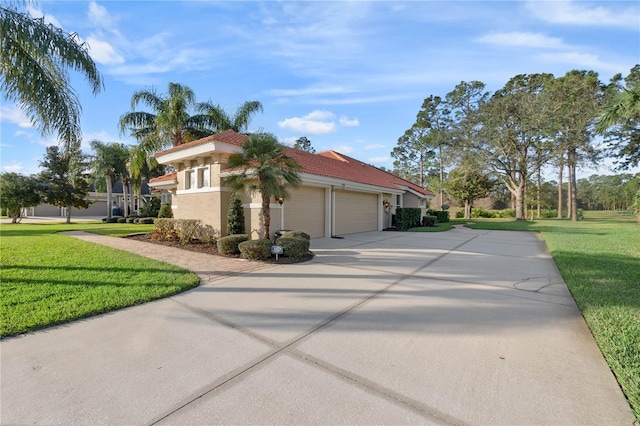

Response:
(174, 219), (201, 244)
(194, 224), (218, 244)
(158, 203), (173, 218)
(539, 209), (557, 219)
(102, 216), (120, 223)
(117, 217), (128, 223)
(281, 230), (310, 241)
(421, 215), (437, 227)
(470, 207), (495, 218)
(426, 209), (449, 223)
(275, 237), (310, 258)
(226, 197), (246, 235)
(217, 234), (248, 255)
(126, 217), (137, 223)
(152, 218), (177, 240)
(137, 217), (155, 225)
(238, 239), (272, 260)
(496, 209), (516, 218)
(395, 207), (421, 230)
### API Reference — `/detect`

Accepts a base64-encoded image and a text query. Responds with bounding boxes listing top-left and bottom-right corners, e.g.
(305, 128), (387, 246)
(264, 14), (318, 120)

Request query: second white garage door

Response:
(335, 190), (378, 235)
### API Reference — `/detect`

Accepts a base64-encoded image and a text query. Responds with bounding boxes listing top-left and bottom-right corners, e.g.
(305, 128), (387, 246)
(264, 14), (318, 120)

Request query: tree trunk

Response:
(261, 189), (271, 239)
(66, 205), (72, 224)
(122, 179), (129, 217)
(569, 163), (578, 221)
(106, 175), (113, 218)
(536, 167), (541, 219)
(515, 182), (526, 220)
(464, 201), (471, 219)
(557, 163), (563, 218)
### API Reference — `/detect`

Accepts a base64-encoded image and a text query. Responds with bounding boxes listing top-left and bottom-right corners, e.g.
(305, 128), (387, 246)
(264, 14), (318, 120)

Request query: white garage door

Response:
(283, 186), (325, 238)
(335, 190), (378, 235)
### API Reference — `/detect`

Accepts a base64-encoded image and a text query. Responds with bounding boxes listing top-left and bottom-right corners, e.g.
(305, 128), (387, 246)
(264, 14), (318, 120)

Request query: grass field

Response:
(453, 213), (639, 420)
(0, 222), (199, 338)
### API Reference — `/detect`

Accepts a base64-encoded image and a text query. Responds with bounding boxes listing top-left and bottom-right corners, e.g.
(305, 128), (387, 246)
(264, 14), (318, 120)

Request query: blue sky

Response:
(1, 0), (639, 179)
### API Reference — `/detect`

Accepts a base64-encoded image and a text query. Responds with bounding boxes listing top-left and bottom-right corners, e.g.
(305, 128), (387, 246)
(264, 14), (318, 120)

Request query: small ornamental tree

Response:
(226, 197), (245, 235)
(38, 145), (91, 223)
(0, 172), (41, 223)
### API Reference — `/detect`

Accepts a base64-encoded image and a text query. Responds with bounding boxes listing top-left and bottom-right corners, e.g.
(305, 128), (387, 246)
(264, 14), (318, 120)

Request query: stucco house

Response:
(27, 180), (152, 218)
(149, 130), (434, 239)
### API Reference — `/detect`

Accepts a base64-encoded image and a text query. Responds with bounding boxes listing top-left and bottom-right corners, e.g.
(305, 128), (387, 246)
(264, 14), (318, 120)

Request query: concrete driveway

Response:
(1, 227), (634, 425)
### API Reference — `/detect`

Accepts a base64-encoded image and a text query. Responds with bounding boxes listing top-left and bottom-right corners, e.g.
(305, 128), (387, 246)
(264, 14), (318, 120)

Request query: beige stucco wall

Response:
(173, 190), (229, 236)
(403, 192), (427, 216)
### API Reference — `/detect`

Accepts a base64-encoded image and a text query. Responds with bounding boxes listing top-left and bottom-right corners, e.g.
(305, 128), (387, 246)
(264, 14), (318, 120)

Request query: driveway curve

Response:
(1, 227), (634, 425)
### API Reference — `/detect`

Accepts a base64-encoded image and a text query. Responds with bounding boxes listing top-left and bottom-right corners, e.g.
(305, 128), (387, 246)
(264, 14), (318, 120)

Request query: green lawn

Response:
(0, 222), (199, 338)
(456, 213), (639, 420)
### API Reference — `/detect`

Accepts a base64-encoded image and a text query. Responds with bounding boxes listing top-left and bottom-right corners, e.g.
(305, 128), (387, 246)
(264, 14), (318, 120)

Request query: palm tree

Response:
(118, 82), (211, 153)
(89, 141), (130, 218)
(596, 84), (640, 131)
(225, 133), (302, 239)
(195, 100), (263, 133)
(1, 4), (103, 147)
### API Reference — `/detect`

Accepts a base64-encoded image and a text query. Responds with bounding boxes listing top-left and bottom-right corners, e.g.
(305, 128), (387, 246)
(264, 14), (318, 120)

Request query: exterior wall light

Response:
(276, 196), (284, 205)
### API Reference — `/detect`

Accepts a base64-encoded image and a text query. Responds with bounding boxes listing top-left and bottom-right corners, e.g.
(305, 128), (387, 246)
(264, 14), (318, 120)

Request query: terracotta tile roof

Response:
(283, 149), (433, 196)
(154, 130), (246, 157)
(151, 130), (433, 196)
(149, 172), (177, 184)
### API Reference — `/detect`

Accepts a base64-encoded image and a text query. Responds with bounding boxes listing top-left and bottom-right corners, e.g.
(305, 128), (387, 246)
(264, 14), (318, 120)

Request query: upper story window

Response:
(185, 167), (209, 190)
(198, 168), (209, 188)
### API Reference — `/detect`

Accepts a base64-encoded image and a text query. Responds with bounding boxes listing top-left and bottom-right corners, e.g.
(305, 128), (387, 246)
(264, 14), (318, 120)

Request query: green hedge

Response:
(217, 234), (248, 255)
(421, 215), (437, 227)
(395, 207), (422, 230)
(275, 237), (310, 258)
(281, 230), (310, 241)
(238, 239), (272, 260)
(426, 209), (449, 223)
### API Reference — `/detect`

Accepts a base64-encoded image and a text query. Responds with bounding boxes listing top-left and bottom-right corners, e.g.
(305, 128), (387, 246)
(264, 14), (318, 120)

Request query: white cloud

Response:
(538, 52), (623, 73)
(280, 137), (298, 147)
(526, 1), (639, 29)
(39, 137), (60, 148)
(332, 144), (353, 154)
(278, 110), (337, 135)
(85, 37), (124, 65)
(364, 144), (385, 150)
(27, 6), (62, 28)
(88, 1), (114, 28)
(477, 32), (567, 49)
(1, 106), (33, 128)
(368, 156), (388, 164)
(268, 85), (351, 97)
(339, 115), (360, 127)
(3, 161), (24, 173)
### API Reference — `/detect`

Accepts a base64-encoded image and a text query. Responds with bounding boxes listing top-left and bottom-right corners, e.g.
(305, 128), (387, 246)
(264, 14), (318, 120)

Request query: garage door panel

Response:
(335, 191), (377, 235)
(283, 187), (325, 238)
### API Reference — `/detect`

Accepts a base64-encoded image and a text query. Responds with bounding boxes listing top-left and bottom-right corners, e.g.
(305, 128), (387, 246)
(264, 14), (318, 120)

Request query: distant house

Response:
(150, 130), (434, 239)
(27, 180), (152, 218)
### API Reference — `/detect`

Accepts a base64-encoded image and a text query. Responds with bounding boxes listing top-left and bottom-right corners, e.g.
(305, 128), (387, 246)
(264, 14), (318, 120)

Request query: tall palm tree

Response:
(596, 84), (640, 131)
(225, 133), (301, 239)
(195, 100), (263, 133)
(118, 82), (211, 153)
(89, 141), (129, 218)
(1, 4), (103, 147)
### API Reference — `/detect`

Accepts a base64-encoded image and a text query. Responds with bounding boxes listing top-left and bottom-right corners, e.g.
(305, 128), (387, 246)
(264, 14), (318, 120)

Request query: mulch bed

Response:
(125, 233), (314, 264)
